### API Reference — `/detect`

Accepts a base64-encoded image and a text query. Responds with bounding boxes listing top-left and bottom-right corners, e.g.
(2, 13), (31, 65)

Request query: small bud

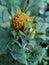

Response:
(29, 27), (34, 33)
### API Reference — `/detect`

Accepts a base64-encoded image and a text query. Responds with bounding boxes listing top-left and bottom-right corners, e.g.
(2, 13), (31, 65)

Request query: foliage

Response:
(0, 0), (49, 65)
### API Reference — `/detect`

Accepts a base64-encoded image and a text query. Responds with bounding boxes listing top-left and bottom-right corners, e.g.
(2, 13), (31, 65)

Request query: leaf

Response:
(23, 21), (30, 33)
(12, 30), (18, 38)
(0, 22), (10, 29)
(11, 48), (27, 64)
(37, 0), (46, 8)
(3, 8), (10, 22)
(16, 6), (21, 13)
(35, 17), (44, 22)
(20, 35), (28, 48)
(9, 0), (21, 7)
(0, 53), (22, 65)
(27, 30), (36, 40)
(25, 0), (40, 11)
(25, 0), (34, 11)
(9, 0), (27, 11)
(0, 5), (5, 22)
(22, 0), (28, 12)
(5, 0), (11, 14)
(27, 43), (47, 65)
(45, 16), (49, 23)
(47, 0), (49, 3)
(46, 27), (49, 37)
(0, 27), (10, 54)
(35, 32), (44, 36)
(30, 16), (35, 21)
(19, 30), (26, 36)
(36, 22), (49, 33)
(0, 5), (10, 22)
(26, 11), (31, 15)
(0, 0), (6, 5)
(45, 12), (49, 17)
(32, 23), (37, 30)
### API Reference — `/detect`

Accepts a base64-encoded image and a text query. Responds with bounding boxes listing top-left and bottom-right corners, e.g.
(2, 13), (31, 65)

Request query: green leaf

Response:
(45, 16), (49, 23)
(0, 0), (6, 5)
(36, 22), (49, 32)
(0, 5), (5, 22)
(3, 8), (10, 22)
(22, 0), (28, 12)
(16, 6), (21, 13)
(32, 23), (37, 30)
(12, 30), (18, 38)
(5, 0), (11, 14)
(37, 0), (46, 8)
(23, 21), (30, 33)
(46, 27), (49, 37)
(0, 22), (10, 29)
(9, 0), (21, 7)
(35, 32), (44, 36)
(0, 53), (22, 65)
(30, 6), (39, 16)
(0, 28), (10, 54)
(25, 0), (34, 11)
(25, 0), (40, 11)
(19, 30), (26, 36)
(27, 44), (47, 65)
(11, 48), (27, 64)
(0, 5), (10, 22)
(9, 0), (27, 11)
(47, 0), (49, 3)
(27, 30), (36, 40)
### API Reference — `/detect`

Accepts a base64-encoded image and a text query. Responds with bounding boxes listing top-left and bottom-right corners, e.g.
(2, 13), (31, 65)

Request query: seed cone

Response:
(11, 12), (31, 30)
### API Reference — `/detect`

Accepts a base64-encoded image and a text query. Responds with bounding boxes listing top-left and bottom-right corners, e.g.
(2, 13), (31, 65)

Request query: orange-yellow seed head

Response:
(10, 12), (31, 30)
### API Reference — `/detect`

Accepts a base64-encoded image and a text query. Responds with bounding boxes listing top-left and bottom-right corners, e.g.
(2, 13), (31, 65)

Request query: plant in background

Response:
(0, 0), (49, 65)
